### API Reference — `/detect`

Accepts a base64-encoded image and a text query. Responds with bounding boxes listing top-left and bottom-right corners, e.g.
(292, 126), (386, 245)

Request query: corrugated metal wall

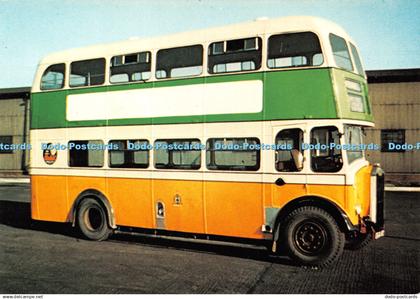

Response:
(0, 97), (30, 175)
(365, 82), (420, 176)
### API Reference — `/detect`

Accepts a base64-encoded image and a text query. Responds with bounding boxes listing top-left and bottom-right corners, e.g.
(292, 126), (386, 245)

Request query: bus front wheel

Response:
(281, 206), (345, 267)
(77, 198), (112, 241)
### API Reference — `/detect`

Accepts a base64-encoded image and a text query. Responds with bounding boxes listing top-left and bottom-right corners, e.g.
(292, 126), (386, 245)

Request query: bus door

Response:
(271, 125), (307, 212)
(152, 139), (205, 234)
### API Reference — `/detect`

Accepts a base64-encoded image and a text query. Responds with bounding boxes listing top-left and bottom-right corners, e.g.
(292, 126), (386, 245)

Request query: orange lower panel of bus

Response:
(31, 175), (366, 240)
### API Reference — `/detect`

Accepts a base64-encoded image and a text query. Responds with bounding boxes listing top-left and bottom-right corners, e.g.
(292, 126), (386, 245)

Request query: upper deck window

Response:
(70, 58), (105, 87)
(156, 45), (203, 79)
(40, 63), (65, 90)
(267, 32), (323, 69)
(208, 37), (262, 74)
(349, 43), (364, 75)
(110, 52), (151, 83)
(329, 34), (353, 71)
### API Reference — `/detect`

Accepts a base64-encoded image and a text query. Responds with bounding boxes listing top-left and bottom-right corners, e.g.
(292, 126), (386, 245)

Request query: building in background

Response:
(365, 68), (420, 186)
(0, 87), (30, 177)
(0, 69), (419, 184)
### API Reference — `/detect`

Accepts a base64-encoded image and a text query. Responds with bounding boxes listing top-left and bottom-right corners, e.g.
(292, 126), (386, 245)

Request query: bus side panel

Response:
(204, 181), (264, 239)
(31, 175), (69, 222)
(107, 177), (153, 229)
(152, 179), (204, 234)
(271, 183), (308, 209)
(305, 184), (347, 214)
(264, 69), (337, 120)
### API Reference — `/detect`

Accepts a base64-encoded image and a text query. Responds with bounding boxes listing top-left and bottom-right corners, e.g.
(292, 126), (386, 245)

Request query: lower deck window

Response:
(68, 140), (104, 167)
(109, 140), (149, 168)
(154, 139), (201, 169)
(206, 138), (260, 171)
(275, 129), (304, 172)
(310, 127), (343, 172)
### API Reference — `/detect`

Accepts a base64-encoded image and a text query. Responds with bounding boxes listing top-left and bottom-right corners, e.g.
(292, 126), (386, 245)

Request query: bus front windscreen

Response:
(349, 43), (365, 76)
(344, 125), (365, 163)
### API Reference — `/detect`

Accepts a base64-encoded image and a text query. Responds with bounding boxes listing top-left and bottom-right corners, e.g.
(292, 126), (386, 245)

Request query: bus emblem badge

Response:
(43, 144), (58, 165)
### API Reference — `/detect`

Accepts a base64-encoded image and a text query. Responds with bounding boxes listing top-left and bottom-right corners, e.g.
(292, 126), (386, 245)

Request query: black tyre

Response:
(77, 198), (112, 241)
(281, 206), (345, 267)
(345, 231), (371, 250)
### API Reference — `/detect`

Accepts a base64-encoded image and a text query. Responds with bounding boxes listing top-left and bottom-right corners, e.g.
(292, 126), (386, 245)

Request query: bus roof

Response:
(39, 16), (354, 65)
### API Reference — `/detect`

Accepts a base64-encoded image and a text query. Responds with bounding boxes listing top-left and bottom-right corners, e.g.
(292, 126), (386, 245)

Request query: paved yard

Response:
(0, 185), (418, 294)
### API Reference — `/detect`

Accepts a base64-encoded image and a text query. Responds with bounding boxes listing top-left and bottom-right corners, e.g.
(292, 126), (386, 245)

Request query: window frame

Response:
(329, 33), (354, 72)
(381, 129), (406, 152)
(40, 63), (66, 91)
(68, 140), (105, 168)
(109, 51), (152, 84)
(267, 31), (324, 70)
(155, 45), (203, 80)
(154, 138), (202, 170)
(206, 137), (261, 171)
(310, 126), (343, 173)
(344, 125), (365, 163)
(0, 136), (13, 154)
(108, 139), (150, 168)
(69, 58), (106, 88)
(208, 36), (263, 75)
(349, 42), (365, 76)
(275, 128), (304, 172)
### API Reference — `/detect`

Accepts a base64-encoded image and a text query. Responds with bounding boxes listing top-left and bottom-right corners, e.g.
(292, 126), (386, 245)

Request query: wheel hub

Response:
(294, 221), (327, 255)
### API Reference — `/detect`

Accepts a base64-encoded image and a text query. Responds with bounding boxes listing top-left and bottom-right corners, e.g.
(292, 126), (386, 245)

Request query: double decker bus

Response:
(30, 16), (384, 267)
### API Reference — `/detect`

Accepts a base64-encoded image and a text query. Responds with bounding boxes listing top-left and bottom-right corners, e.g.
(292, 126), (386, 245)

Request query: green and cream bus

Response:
(30, 16), (384, 267)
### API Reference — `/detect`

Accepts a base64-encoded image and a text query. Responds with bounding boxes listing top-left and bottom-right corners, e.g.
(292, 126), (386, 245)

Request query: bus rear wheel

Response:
(281, 206), (345, 267)
(77, 198), (112, 241)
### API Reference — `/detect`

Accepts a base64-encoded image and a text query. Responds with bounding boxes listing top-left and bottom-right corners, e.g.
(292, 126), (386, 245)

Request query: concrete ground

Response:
(0, 184), (419, 294)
